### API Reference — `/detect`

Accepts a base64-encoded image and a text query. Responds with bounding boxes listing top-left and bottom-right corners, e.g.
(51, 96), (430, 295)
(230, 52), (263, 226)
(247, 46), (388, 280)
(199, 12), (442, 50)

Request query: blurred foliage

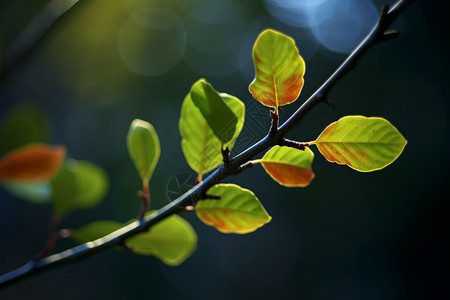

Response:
(51, 159), (109, 218)
(0, 102), (51, 153)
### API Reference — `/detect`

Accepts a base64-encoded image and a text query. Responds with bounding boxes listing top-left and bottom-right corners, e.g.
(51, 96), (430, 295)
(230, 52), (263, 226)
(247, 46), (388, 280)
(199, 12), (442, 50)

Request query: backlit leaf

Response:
(259, 146), (314, 187)
(190, 79), (238, 144)
(51, 159), (109, 218)
(0, 144), (66, 182)
(127, 119), (160, 182)
(71, 213), (197, 266)
(179, 90), (245, 177)
(249, 29), (305, 112)
(127, 213), (197, 266)
(71, 220), (123, 244)
(195, 184), (271, 234)
(312, 116), (407, 172)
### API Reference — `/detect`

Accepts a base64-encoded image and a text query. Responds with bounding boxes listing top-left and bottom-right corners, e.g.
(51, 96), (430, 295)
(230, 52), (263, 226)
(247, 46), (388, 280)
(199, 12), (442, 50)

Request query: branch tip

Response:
(380, 4), (390, 20)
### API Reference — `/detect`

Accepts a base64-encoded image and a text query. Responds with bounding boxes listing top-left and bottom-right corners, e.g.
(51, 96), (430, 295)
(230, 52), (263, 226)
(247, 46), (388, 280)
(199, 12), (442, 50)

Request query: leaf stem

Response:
(269, 110), (279, 136)
(203, 194), (221, 200)
(236, 161), (256, 173)
(279, 139), (309, 150)
(33, 215), (61, 261)
(138, 182), (150, 220)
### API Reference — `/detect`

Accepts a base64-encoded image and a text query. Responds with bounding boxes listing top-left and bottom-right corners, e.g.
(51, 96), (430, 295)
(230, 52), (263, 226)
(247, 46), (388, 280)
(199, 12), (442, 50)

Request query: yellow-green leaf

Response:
(258, 146), (314, 187)
(51, 160), (109, 218)
(127, 119), (160, 182)
(195, 184), (271, 234)
(71, 220), (123, 244)
(179, 89), (245, 178)
(0, 144), (66, 182)
(249, 29), (305, 112)
(190, 79), (238, 144)
(127, 213), (197, 266)
(312, 116), (407, 172)
(71, 213), (197, 266)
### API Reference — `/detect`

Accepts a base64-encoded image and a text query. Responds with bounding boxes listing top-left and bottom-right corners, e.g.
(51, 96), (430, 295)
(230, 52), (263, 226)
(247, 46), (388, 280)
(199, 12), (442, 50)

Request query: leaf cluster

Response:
(0, 29), (407, 268)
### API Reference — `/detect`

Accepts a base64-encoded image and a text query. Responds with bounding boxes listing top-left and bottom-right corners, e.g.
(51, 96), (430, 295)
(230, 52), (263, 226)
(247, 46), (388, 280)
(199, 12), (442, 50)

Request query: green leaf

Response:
(195, 184), (271, 234)
(249, 29), (305, 112)
(71, 220), (123, 244)
(127, 213), (197, 266)
(190, 79), (238, 144)
(127, 119), (160, 182)
(179, 90), (245, 177)
(51, 159), (109, 218)
(71, 213), (197, 266)
(312, 116), (407, 172)
(2, 181), (51, 204)
(258, 146), (314, 187)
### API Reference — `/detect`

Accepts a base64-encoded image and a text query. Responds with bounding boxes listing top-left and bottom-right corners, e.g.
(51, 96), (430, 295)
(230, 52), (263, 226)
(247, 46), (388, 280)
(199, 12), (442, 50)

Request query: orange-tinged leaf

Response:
(0, 144), (66, 182)
(195, 184), (271, 234)
(259, 146), (314, 187)
(261, 162), (314, 187)
(249, 29), (305, 111)
(312, 116), (407, 172)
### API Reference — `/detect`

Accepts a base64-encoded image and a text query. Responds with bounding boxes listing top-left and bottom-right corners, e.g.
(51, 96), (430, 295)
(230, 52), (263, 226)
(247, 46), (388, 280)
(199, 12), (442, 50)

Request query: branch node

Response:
(120, 242), (134, 253)
(381, 29), (400, 42)
(269, 110), (279, 136)
(318, 92), (336, 109)
(222, 147), (231, 168)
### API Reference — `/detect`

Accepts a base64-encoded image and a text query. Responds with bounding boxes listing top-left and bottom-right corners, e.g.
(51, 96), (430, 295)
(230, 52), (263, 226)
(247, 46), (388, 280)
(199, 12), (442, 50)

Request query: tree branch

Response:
(0, 0), (414, 288)
(0, 0), (81, 80)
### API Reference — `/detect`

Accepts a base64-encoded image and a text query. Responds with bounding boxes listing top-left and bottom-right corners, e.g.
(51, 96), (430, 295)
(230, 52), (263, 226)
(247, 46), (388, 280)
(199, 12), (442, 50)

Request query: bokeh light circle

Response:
(264, 0), (335, 28)
(309, 0), (378, 53)
(118, 9), (186, 76)
(264, 0), (378, 53)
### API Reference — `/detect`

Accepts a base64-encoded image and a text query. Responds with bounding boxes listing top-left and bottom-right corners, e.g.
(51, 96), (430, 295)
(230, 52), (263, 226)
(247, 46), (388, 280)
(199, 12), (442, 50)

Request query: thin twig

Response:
(138, 184), (150, 220)
(0, 0), (413, 288)
(0, 0), (81, 79)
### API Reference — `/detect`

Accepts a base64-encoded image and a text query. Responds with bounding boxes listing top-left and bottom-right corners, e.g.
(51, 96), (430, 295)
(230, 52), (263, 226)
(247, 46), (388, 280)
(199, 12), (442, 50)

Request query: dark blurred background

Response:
(0, 0), (448, 299)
